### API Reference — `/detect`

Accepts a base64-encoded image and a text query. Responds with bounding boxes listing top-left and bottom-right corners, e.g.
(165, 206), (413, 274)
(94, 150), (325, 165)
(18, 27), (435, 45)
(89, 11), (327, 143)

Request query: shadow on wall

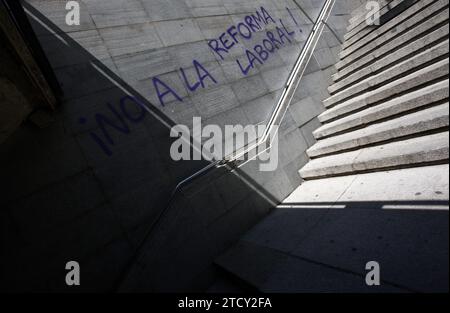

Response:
(1, 3), (280, 292)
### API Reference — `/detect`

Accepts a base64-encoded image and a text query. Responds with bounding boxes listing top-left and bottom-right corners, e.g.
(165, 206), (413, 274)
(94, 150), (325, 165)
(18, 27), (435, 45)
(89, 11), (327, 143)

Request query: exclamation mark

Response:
(286, 7), (299, 26)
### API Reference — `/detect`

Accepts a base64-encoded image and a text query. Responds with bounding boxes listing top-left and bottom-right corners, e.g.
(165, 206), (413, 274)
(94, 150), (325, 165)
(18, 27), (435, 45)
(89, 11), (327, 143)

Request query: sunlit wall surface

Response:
(27, 0), (332, 148)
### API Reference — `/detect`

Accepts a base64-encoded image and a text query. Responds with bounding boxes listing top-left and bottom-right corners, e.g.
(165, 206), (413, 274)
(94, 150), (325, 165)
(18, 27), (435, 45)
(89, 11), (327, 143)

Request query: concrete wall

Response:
(1, 0), (363, 292)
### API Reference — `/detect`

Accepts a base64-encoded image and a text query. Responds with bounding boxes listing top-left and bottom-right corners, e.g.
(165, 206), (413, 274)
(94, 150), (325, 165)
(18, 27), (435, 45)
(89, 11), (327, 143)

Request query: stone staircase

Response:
(213, 0), (449, 293)
(300, 0), (449, 180)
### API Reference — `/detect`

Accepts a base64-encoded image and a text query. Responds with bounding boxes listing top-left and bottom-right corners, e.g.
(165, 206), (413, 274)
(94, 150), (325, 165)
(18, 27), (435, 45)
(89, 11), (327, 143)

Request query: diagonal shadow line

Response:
(21, 1), (284, 291)
(20, 1), (297, 206)
(21, 1), (286, 205)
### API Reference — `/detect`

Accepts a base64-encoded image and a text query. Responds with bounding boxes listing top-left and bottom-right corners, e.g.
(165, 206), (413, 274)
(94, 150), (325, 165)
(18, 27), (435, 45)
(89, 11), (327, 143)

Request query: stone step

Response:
(316, 80), (449, 139)
(308, 103), (449, 158)
(332, 11), (449, 87)
(289, 164), (449, 206)
(338, 0), (446, 70)
(324, 39), (449, 109)
(344, 0), (411, 45)
(300, 131), (449, 179)
(321, 59), (449, 123)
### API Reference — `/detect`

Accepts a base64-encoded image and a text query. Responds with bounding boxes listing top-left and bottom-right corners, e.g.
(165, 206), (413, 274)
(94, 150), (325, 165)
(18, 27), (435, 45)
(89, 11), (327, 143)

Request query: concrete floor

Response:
(217, 164), (449, 292)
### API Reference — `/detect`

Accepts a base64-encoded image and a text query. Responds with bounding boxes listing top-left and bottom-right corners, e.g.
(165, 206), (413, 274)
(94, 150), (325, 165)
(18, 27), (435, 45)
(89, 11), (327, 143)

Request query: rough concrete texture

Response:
(1, 0), (363, 292)
(217, 165), (449, 292)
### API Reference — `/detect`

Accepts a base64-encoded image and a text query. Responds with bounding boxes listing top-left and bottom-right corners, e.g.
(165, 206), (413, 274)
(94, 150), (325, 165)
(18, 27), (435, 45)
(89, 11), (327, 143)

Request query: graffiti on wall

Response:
(79, 6), (303, 157)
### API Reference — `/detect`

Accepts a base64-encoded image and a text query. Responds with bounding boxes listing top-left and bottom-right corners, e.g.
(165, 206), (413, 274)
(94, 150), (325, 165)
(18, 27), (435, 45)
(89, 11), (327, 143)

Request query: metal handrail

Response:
(115, 0), (337, 290)
(155, 0), (338, 214)
(227, 0), (336, 164)
(156, 0), (338, 219)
